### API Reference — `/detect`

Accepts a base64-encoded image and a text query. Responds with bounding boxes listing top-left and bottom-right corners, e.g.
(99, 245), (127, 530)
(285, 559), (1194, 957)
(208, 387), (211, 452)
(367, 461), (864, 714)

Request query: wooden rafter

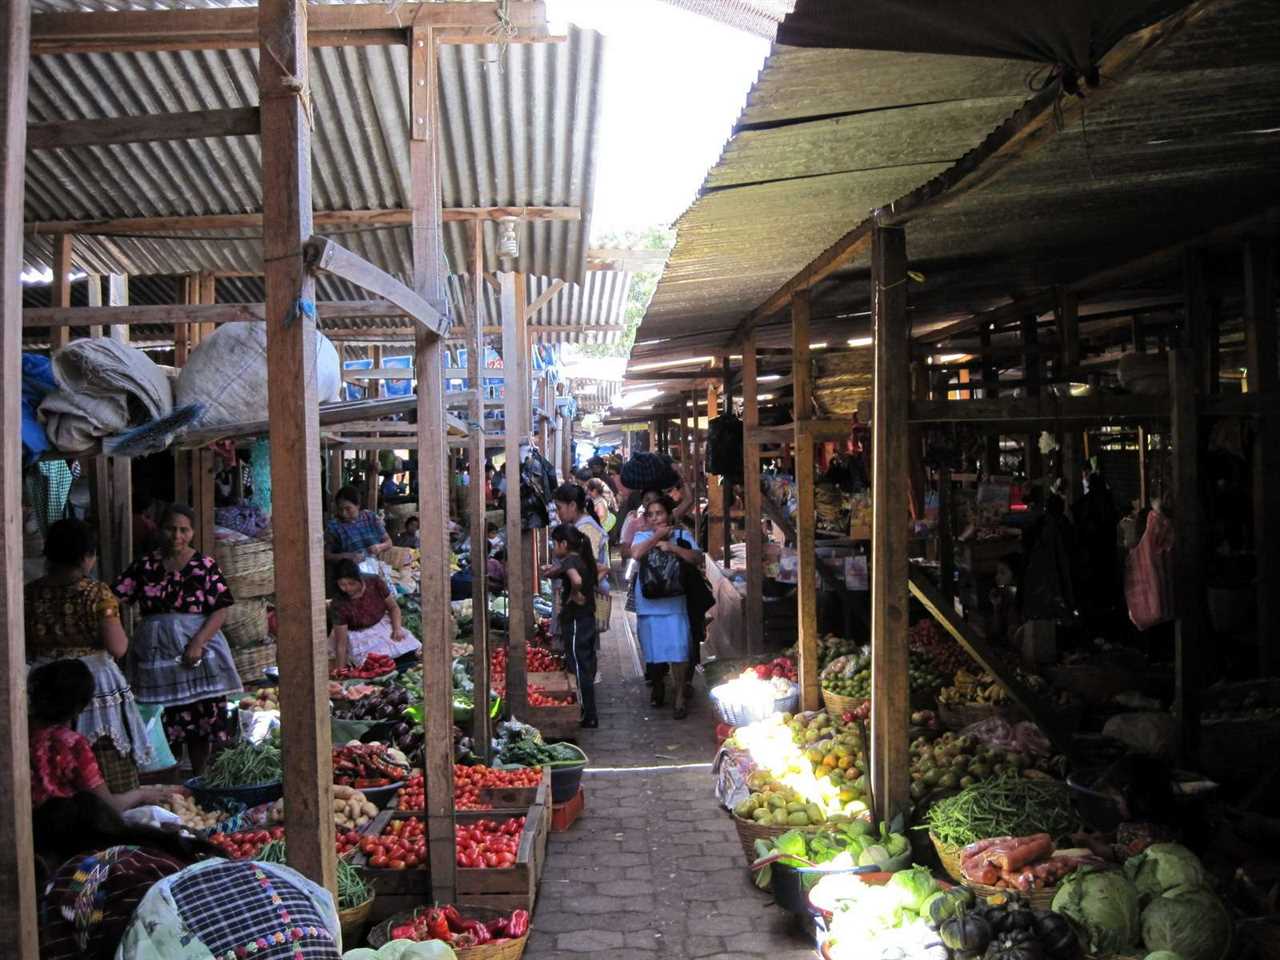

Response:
(23, 299), (410, 328)
(27, 107), (259, 150)
(305, 236), (447, 337)
(30, 2), (548, 54)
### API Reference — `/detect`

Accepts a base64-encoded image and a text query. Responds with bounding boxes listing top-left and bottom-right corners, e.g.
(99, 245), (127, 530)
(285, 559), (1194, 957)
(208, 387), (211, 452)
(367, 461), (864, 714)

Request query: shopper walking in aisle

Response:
(113, 504), (241, 777)
(630, 495), (703, 719)
(25, 518), (151, 792)
(543, 524), (600, 728)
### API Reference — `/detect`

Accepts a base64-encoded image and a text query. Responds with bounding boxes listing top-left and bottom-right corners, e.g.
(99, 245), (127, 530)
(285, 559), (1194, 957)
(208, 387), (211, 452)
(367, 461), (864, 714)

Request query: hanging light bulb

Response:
(497, 217), (520, 260)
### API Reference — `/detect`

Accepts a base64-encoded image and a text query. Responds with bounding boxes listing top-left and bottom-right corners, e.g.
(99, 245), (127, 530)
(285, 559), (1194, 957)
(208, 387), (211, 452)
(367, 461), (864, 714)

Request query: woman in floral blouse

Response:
(114, 504), (241, 776)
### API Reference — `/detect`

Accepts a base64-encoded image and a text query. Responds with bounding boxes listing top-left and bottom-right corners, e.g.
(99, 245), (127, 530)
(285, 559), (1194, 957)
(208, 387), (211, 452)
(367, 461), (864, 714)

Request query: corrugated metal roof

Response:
(630, 45), (1032, 366)
(654, 0), (793, 39)
(632, 0), (1280, 370)
(23, 4), (603, 299)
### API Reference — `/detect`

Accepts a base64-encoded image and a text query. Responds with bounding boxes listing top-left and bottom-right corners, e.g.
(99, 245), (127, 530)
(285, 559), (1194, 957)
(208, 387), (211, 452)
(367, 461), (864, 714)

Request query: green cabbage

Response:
(887, 865), (939, 912)
(774, 829), (809, 860)
(1125, 844), (1208, 904)
(1140, 888), (1232, 960)
(1050, 868), (1142, 954)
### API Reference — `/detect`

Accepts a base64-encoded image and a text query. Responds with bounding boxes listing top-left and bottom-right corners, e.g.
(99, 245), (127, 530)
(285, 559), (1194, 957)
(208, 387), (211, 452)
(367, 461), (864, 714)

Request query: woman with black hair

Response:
(543, 524), (600, 728)
(25, 518), (151, 793)
(324, 484), (391, 564)
(329, 558), (420, 669)
(113, 504), (241, 776)
(27, 660), (172, 814)
(552, 482), (611, 635)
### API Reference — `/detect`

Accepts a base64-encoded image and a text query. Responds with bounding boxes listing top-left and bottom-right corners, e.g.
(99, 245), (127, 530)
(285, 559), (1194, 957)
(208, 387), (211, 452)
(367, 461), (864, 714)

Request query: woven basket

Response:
(232, 642), (277, 683)
(930, 832), (966, 884)
(227, 569), (275, 600)
(369, 907), (528, 960)
(338, 895), (374, 946)
(731, 812), (826, 865)
(936, 699), (1005, 731)
(962, 877), (1058, 910)
(821, 688), (867, 719)
(215, 537), (274, 579)
(224, 598), (270, 649)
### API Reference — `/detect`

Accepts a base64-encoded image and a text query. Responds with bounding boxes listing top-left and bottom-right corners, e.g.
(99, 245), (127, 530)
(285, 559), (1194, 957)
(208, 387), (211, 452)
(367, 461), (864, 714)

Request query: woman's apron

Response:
(127, 613), (242, 707)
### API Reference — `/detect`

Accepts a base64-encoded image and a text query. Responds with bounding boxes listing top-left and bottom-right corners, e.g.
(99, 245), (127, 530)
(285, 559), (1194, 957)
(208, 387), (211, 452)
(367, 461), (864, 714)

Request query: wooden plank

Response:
(25, 299), (413, 328)
(908, 571), (1068, 752)
(306, 236), (447, 337)
(30, 2), (548, 54)
(869, 224), (910, 823)
(742, 335), (764, 655)
(1243, 240), (1277, 675)
(1168, 350), (1202, 762)
(792, 292), (820, 712)
(0, 2), (39, 955)
(501, 271), (531, 718)
(259, 0), (334, 894)
(705, 379), (724, 564)
(526, 279), (566, 320)
(728, 0), (1222, 345)
(106, 276), (132, 574)
(721, 357), (733, 568)
(179, 397), (418, 447)
(26, 205), (577, 236)
(51, 232), (71, 350)
(909, 394), (1168, 425)
(467, 222), (491, 761)
(409, 22), (456, 907)
(342, 368), (415, 382)
(1057, 289), (1082, 500)
(27, 106), (258, 151)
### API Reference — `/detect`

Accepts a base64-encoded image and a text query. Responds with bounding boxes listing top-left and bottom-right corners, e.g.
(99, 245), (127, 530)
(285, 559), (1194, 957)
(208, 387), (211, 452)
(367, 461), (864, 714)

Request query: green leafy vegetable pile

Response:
(498, 739), (583, 768)
(203, 739), (283, 788)
(924, 776), (1076, 847)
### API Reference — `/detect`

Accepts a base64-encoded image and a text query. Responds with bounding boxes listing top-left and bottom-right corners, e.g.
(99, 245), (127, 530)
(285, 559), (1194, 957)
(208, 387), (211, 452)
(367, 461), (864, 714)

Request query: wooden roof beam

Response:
(305, 236), (447, 338)
(30, 2), (547, 55)
(25, 206), (578, 237)
(724, 0), (1221, 348)
(27, 107), (259, 151)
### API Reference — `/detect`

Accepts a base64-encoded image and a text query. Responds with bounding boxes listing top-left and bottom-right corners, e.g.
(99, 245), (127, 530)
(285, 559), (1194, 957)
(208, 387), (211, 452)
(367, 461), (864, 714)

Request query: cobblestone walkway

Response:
(524, 604), (816, 960)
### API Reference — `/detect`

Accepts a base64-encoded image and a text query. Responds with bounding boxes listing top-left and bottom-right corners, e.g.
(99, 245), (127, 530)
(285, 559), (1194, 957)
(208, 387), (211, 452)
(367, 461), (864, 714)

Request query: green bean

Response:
(924, 775), (1076, 847)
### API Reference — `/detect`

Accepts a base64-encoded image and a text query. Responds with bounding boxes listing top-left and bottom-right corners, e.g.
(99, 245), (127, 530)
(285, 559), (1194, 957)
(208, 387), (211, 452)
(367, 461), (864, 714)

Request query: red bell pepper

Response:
(507, 909), (529, 938)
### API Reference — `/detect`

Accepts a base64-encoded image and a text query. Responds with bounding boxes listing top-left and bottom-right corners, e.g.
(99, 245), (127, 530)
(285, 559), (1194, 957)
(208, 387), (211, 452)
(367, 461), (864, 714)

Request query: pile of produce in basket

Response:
(331, 684), (416, 721)
(490, 644), (563, 678)
(821, 650), (943, 699)
(527, 685), (576, 707)
(925, 777), (1078, 851)
(814, 866), (951, 959)
(750, 655), (798, 683)
(235, 687), (279, 711)
(331, 653), (397, 680)
(268, 784), (377, 831)
(385, 905), (530, 948)
(910, 618), (975, 677)
(204, 737), (283, 788)
(497, 738), (584, 768)
(961, 834), (1105, 891)
(816, 635), (861, 670)
(927, 888), (1084, 960)
(1047, 845), (1232, 960)
(939, 667), (1072, 710)
(360, 818), (428, 870)
(910, 732), (1065, 799)
(163, 793), (225, 831)
(750, 819), (911, 887)
(727, 713), (870, 824)
(333, 742), (412, 788)
(329, 681), (381, 701)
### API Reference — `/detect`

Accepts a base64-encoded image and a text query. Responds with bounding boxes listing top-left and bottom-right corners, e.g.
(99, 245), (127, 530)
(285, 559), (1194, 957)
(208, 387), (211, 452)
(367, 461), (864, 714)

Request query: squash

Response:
(983, 930), (1046, 960)
(940, 914), (993, 954)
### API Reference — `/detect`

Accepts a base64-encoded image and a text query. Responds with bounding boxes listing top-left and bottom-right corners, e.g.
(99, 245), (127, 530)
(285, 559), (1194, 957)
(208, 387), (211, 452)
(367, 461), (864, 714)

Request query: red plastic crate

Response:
(550, 786), (585, 832)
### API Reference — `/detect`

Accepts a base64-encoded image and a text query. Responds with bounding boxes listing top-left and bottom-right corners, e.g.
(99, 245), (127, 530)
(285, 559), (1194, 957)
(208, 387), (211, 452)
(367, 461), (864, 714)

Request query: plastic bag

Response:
(1125, 506), (1175, 630)
(137, 703), (177, 773)
(961, 716), (1052, 757)
(640, 548), (685, 599)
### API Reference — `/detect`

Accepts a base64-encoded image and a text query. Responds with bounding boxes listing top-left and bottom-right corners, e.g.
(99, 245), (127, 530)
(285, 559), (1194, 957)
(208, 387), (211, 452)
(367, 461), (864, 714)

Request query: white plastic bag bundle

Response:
(175, 321), (342, 428)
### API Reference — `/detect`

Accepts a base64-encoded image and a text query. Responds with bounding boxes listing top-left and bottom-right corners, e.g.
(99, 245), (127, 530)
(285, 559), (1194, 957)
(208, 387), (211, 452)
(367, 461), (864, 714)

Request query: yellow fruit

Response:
(806, 803), (825, 824)
(771, 808), (790, 826)
(785, 802), (807, 815)
(787, 811), (811, 826)
(768, 795), (787, 811)
(733, 798), (757, 819)
(752, 806), (772, 823)
(838, 756), (854, 770)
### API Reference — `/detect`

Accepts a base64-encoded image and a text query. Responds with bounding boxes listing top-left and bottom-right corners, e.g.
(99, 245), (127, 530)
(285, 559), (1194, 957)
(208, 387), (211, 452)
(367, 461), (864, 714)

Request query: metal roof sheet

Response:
(23, 6), (603, 297)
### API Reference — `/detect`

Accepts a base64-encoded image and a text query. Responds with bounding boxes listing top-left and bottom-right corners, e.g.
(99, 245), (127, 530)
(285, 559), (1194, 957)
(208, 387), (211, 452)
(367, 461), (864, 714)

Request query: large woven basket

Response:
(232, 641), (277, 684)
(338, 895), (374, 946)
(936, 699), (1006, 731)
(962, 876), (1059, 910)
(227, 569), (275, 600)
(929, 832), (966, 884)
(369, 907), (528, 960)
(215, 537), (274, 579)
(821, 688), (867, 719)
(731, 812), (826, 865)
(224, 598), (270, 649)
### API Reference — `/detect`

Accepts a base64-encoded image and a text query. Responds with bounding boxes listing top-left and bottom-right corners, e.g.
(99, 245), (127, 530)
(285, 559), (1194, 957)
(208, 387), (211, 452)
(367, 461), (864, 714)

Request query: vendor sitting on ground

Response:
(329, 558), (420, 669)
(394, 515), (421, 549)
(28, 659), (174, 814)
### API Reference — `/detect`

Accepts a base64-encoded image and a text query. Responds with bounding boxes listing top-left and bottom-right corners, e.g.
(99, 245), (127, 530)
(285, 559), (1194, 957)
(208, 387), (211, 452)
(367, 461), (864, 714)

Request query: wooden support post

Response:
(106, 276), (132, 572)
(198, 271), (217, 341)
(410, 22), (455, 906)
(908, 362), (928, 521)
(869, 223), (911, 823)
(1244, 240), (1277, 674)
(326, 449), (342, 499)
(258, 0), (334, 893)
(1169, 348), (1202, 763)
(1021, 312), (1042, 483)
(0, 2), (39, 954)
(706, 379), (724, 563)
(1184, 249), (1217, 397)
(721, 357), (733, 568)
(791, 293), (820, 711)
(742, 334), (764, 655)
(501, 272), (531, 721)
(467, 222), (490, 757)
(980, 327), (1000, 475)
(939, 468), (954, 602)
(690, 388), (704, 525)
(1057, 288), (1082, 498)
(51, 232), (72, 351)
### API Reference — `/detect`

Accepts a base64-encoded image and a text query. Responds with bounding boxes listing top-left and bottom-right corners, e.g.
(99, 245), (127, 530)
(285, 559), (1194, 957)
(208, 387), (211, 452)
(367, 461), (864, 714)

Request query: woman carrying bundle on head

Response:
(542, 524), (600, 729)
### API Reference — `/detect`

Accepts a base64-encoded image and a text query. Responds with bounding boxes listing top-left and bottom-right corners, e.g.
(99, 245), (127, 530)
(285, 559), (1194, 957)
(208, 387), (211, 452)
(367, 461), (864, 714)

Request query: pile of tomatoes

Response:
(361, 817), (426, 870)
(490, 645), (563, 679)
(751, 656), (798, 683)
(209, 826), (364, 861)
(394, 765), (544, 812)
(527, 686), (575, 707)
(330, 652), (396, 680)
(455, 817), (524, 869)
(396, 774), (426, 811)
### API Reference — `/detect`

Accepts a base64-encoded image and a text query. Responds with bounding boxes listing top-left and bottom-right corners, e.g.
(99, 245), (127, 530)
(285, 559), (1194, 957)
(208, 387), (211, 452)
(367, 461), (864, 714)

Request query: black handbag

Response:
(640, 541), (685, 599)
